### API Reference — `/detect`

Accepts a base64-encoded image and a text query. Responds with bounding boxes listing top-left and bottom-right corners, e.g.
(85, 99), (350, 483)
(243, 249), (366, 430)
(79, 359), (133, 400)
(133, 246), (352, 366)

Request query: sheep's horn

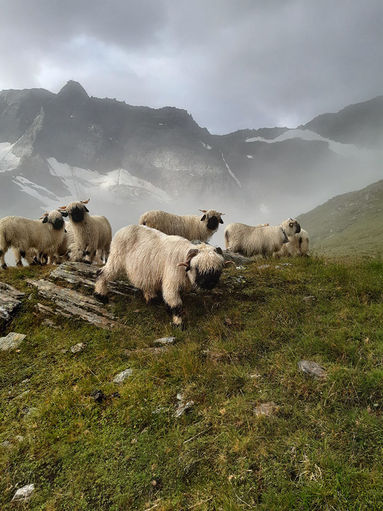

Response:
(177, 262), (189, 268)
(199, 209), (207, 213)
(58, 206), (67, 210)
(39, 212), (48, 219)
(224, 260), (236, 266)
(81, 198), (90, 204)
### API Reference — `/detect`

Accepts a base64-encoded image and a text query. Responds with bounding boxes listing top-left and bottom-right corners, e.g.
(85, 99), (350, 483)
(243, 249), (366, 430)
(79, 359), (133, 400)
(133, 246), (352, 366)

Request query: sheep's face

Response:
(200, 210), (224, 232)
(282, 218), (301, 237)
(184, 245), (225, 290)
(66, 202), (89, 223)
(42, 210), (65, 231)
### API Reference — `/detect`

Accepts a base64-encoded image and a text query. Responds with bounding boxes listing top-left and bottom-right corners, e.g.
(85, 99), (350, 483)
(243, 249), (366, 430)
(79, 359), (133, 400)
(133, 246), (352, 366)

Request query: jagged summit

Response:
(57, 80), (89, 100)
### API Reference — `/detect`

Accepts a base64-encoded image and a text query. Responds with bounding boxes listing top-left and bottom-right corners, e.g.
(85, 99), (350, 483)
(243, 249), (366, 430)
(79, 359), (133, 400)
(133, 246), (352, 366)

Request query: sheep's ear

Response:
(219, 218), (224, 224)
(83, 206), (89, 213)
(215, 247), (223, 255)
(200, 214), (206, 221)
(42, 216), (48, 223)
(59, 210), (68, 217)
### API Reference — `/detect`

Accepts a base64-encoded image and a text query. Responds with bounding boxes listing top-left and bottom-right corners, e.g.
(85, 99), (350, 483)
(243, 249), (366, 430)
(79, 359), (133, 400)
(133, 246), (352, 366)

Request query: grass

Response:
(1, 256), (383, 510)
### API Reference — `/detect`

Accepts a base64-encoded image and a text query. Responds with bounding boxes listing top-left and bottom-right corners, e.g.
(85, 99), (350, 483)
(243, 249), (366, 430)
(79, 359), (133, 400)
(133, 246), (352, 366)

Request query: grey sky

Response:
(0, 0), (382, 134)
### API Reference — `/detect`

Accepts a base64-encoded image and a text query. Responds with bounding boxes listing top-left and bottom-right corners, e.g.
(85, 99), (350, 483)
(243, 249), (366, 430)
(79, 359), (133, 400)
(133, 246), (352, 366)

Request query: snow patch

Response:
(200, 141), (212, 150)
(245, 129), (372, 158)
(0, 143), (20, 173)
(246, 154), (254, 159)
(221, 153), (241, 188)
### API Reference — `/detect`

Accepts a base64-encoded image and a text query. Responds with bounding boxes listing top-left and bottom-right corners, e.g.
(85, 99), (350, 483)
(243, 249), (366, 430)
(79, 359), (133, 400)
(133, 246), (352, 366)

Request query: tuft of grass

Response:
(1, 256), (383, 509)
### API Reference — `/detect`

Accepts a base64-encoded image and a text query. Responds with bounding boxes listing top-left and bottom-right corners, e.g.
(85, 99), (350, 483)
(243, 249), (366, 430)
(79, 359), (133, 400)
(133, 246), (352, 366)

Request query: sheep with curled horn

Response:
(274, 228), (309, 258)
(94, 225), (231, 327)
(59, 199), (112, 264)
(224, 218), (301, 258)
(0, 210), (66, 269)
(138, 209), (224, 242)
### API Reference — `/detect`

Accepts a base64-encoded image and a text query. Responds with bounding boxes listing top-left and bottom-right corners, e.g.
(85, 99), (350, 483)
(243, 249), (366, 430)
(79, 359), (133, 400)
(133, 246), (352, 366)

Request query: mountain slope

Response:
(299, 180), (383, 255)
(0, 82), (382, 227)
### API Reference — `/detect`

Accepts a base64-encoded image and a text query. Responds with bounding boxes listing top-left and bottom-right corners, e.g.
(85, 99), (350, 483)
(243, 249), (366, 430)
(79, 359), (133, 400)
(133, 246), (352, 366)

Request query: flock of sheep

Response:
(0, 200), (309, 326)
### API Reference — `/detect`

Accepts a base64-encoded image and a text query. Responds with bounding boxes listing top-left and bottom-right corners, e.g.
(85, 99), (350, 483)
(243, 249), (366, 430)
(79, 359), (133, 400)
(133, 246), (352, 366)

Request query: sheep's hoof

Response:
(94, 292), (109, 304)
(16, 262), (23, 268)
(1, 263), (7, 270)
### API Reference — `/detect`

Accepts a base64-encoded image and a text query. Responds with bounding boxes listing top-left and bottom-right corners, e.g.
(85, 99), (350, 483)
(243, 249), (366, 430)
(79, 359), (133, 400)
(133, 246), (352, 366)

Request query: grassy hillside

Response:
(1, 257), (383, 510)
(299, 180), (383, 256)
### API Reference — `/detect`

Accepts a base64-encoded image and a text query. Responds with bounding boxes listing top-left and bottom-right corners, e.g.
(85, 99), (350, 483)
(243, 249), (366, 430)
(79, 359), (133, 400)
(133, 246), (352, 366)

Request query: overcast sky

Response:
(0, 0), (382, 134)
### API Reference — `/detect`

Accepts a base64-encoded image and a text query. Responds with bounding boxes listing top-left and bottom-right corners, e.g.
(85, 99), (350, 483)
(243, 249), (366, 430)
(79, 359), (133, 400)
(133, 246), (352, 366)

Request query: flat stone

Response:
(113, 368), (133, 383)
(0, 282), (24, 325)
(0, 332), (26, 351)
(303, 295), (316, 303)
(12, 483), (35, 501)
(50, 261), (138, 297)
(174, 392), (194, 417)
(70, 342), (85, 353)
(223, 250), (254, 265)
(27, 279), (119, 329)
(254, 401), (279, 417)
(298, 360), (326, 378)
(153, 336), (176, 346)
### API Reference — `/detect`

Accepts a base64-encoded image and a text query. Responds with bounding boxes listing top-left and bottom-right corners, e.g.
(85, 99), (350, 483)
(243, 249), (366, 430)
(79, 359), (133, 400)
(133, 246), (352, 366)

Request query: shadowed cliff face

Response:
(0, 81), (382, 235)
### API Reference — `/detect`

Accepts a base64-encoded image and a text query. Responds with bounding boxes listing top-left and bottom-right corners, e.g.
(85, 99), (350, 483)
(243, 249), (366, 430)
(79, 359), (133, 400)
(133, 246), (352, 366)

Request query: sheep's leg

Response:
(162, 285), (184, 327)
(12, 248), (25, 267)
(0, 248), (7, 269)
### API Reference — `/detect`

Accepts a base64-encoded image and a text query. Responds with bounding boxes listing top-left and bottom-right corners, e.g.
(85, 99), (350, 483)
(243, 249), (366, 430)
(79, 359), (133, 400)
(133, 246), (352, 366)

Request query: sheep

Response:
(274, 229), (309, 257)
(0, 210), (66, 269)
(59, 199), (112, 264)
(224, 218), (301, 258)
(94, 225), (228, 327)
(138, 209), (224, 242)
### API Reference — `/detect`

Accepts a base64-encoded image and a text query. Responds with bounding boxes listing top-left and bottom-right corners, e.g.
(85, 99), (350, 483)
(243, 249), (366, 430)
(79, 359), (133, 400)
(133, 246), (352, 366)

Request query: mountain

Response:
(0, 82), (382, 229)
(298, 179), (383, 256)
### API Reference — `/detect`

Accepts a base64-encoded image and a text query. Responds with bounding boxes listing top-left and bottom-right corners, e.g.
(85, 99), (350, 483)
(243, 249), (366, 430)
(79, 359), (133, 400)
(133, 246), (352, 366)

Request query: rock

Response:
(70, 342), (85, 353)
(174, 393), (194, 417)
(0, 282), (24, 326)
(224, 317), (232, 326)
(223, 250), (254, 265)
(298, 360), (326, 378)
(303, 295), (316, 303)
(50, 262), (138, 297)
(0, 332), (26, 351)
(27, 279), (119, 329)
(153, 336), (176, 346)
(257, 264), (271, 270)
(12, 483), (35, 502)
(91, 390), (105, 403)
(1, 440), (11, 449)
(15, 435), (24, 442)
(113, 368), (133, 383)
(254, 401), (279, 417)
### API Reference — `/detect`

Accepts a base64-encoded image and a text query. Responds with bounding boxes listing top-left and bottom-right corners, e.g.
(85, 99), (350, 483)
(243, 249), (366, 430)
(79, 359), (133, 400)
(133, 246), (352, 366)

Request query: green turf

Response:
(1, 257), (383, 510)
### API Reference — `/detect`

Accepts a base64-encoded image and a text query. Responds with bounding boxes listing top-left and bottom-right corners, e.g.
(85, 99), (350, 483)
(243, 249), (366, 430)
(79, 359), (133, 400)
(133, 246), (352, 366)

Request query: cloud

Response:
(0, 0), (382, 133)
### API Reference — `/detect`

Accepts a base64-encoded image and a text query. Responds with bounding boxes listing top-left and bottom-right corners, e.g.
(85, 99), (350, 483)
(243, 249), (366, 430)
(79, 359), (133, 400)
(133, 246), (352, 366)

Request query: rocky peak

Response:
(57, 81), (89, 102)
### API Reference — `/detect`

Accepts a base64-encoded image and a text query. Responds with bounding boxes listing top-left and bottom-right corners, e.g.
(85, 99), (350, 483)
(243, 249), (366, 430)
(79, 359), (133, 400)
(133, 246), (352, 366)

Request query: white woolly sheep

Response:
(94, 225), (228, 327)
(59, 199), (112, 264)
(0, 210), (66, 269)
(274, 229), (309, 257)
(138, 209), (224, 242)
(224, 218), (301, 257)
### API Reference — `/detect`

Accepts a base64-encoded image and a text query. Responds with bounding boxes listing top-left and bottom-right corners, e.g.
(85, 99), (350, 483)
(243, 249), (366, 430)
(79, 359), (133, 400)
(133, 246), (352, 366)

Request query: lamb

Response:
(59, 199), (112, 264)
(0, 210), (66, 269)
(94, 225), (227, 327)
(224, 218), (301, 257)
(274, 229), (309, 257)
(138, 209), (224, 242)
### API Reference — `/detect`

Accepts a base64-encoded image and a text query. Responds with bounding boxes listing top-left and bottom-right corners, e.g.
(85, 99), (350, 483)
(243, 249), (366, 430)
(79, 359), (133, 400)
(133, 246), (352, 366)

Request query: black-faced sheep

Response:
(59, 199), (112, 264)
(94, 225), (227, 327)
(0, 210), (66, 268)
(138, 209), (224, 242)
(224, 218), (301, 257)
